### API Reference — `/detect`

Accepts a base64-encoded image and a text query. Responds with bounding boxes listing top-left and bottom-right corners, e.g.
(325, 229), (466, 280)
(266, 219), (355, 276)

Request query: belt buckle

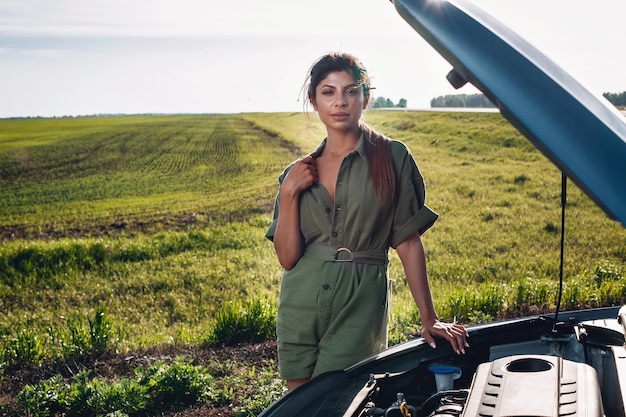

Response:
(334, 247), (353, 262)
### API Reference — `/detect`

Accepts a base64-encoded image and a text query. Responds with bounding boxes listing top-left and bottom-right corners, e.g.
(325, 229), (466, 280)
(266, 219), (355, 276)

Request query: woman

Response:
(266, 52), (468, 391)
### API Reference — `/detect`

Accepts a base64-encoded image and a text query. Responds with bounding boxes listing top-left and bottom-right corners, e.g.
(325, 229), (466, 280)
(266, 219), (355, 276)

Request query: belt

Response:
(303, 243), (389, 265)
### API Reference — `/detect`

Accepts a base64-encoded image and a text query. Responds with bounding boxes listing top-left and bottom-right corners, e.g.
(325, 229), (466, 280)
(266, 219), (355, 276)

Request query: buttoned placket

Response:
(318, 151), (355, 329)
(329, 153), (353, 247)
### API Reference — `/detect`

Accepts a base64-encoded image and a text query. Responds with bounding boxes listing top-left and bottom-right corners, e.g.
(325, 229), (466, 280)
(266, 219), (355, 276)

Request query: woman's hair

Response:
(305, 52), (372, 104)
(304, 52), (396, 206)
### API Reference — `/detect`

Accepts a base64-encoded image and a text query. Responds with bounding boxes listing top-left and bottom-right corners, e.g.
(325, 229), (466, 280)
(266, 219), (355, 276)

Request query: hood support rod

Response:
(552, 171), (567, 333)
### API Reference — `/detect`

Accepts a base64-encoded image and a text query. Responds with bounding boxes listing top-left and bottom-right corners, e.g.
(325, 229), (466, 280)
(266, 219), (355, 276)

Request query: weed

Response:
(65, 306), (116, 357)
(136, 358), (215, 409)
(16, 375), (69, 417)
(17, 358), (216, 416)
(208, 299), (277, 346)
(235, 375), (285, 417)
(0, 328), (45, 367)
(513, 174), (530, 185)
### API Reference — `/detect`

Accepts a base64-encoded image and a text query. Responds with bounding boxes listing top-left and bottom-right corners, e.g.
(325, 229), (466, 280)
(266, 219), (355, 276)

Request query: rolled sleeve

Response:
(265, 218), (278, 242)
(390, 142), (438, 248)
(391, 204), (438, 248)
(265, 185), (281, 242)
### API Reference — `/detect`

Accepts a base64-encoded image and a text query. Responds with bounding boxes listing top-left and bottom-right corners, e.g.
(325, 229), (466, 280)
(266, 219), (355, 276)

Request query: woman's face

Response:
(311, 70), (369, 133)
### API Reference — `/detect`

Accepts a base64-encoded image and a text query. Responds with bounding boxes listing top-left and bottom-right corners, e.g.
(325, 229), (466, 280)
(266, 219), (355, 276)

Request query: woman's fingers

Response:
(283, 156), (318, 193)
(296, 156), (318, 187)
(425, 321), (469, 355)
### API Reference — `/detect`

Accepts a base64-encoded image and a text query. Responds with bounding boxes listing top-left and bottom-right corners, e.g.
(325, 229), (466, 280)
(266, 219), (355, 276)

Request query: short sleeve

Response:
(264, 163), (293, 242)
(390, 141), (438, 248)
(265, 193), (279, 242)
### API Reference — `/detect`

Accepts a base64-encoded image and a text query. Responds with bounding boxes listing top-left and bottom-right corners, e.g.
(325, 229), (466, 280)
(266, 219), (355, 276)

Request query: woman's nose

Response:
(336, 93), (348, 106)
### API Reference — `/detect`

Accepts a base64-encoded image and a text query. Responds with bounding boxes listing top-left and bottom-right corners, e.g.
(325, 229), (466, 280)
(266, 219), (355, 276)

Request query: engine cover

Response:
(461, 355), (604, 417)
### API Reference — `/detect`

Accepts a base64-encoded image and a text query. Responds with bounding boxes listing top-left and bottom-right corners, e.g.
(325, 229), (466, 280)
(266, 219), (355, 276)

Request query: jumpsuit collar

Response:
(310, 133), (368, 161)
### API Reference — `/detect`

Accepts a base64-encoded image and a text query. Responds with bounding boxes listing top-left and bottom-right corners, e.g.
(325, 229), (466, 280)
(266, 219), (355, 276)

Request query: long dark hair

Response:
(304, 52), (396, 205)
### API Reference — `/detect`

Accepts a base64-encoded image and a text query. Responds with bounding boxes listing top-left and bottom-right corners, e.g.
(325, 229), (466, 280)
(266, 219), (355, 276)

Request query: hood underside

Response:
(393, 0), (626, 226)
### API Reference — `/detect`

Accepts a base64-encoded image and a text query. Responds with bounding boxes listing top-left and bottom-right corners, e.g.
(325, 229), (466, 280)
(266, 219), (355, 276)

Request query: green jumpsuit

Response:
(266, 135), (438, 380)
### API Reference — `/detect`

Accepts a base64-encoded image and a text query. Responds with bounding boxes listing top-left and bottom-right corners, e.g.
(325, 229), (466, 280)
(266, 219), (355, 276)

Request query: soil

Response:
(0, 341), (279, 417)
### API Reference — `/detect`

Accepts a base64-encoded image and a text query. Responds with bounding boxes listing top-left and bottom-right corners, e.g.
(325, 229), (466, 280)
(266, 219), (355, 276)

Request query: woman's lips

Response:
(331, 113), (349, 120)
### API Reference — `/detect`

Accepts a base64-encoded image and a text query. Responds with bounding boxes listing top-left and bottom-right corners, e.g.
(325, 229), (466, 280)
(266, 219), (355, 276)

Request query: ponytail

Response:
(361, 123), (395, 206)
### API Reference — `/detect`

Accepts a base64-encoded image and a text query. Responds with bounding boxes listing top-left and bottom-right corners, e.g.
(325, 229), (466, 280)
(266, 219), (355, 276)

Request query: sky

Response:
(1, 0), (625, 118)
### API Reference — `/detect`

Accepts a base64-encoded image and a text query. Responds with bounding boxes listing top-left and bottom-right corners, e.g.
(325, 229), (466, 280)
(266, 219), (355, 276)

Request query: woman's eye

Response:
(322, 90), (333, 95)
(346, 89), (358, 96)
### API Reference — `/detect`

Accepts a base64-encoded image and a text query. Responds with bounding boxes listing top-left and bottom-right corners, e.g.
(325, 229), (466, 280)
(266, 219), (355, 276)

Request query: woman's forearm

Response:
(396, 232), (439, 327)
(397, 231), (468, 353)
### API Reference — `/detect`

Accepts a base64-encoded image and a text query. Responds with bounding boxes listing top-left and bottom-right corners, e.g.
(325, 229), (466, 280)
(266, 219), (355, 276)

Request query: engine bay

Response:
(352, 315), (626, 417)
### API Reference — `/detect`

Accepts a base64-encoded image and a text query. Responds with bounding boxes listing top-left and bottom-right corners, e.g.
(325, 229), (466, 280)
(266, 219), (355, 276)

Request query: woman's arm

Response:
(396, 231), (469, 354)
(273, 156), (318, 270)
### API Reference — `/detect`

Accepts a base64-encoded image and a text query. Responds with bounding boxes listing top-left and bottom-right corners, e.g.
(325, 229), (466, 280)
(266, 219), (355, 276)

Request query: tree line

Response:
(431, 91), (626, 109)
(603, 91), (626, 107)
(431, 94), (495, 108)
(360, 91), (626, 110)
(369, 96), (407, 109)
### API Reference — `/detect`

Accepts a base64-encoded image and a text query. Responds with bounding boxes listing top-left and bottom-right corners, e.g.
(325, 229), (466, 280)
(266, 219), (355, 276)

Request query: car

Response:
(259, 1), (626, 416)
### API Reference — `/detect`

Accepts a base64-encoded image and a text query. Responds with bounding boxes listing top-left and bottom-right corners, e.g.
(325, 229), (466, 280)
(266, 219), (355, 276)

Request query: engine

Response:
(455, 354), (603, 416)
(362, 354), (604, 417)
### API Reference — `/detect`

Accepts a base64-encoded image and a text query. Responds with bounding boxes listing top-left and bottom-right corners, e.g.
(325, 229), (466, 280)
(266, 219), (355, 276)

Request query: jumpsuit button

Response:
(325, 207), (331, 213)
(332, 232), (338, 237)
(322, 285), (330, 290)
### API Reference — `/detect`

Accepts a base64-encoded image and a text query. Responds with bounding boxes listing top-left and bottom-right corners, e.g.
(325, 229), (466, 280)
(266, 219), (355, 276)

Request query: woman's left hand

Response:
(421, 320), (469, 355)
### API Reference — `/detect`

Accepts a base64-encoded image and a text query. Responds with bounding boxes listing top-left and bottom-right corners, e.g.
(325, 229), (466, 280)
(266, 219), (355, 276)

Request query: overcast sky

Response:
(1, 0), (625, 118)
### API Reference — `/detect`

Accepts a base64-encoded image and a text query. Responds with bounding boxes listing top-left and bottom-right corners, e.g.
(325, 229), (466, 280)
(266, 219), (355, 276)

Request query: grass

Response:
(0, 223), (281, 351)
(0, 115), (304, 235)
(1, 110), (624, 342)
(17, 358), (218, 417)
(0, 111), (624, 415)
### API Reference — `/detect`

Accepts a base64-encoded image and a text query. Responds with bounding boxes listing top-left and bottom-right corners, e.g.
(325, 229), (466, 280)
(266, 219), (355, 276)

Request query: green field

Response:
(0, 114), (314, 237)
(1, 111), (625, 347)
(1, 111), (625, 415)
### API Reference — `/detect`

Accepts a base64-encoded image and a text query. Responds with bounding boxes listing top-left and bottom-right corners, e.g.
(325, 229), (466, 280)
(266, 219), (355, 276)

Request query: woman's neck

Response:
(325, 127), (361, 157)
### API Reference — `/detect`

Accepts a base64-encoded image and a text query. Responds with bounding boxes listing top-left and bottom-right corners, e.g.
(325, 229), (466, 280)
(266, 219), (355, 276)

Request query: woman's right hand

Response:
(281, 155), (317, 196)
(273, 155), (317, 270)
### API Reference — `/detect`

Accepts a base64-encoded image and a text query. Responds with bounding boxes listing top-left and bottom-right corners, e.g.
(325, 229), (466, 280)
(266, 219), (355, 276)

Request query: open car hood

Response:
(393, 0), (626, 226)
